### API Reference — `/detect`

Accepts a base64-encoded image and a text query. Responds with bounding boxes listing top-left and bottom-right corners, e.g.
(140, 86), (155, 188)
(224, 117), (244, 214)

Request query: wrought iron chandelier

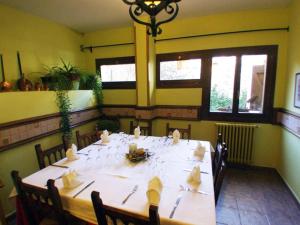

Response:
(122, 0), (181, 37)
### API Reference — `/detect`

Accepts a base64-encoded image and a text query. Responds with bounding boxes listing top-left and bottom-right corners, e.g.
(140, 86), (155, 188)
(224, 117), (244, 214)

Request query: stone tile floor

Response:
(216, 168), (300, 225)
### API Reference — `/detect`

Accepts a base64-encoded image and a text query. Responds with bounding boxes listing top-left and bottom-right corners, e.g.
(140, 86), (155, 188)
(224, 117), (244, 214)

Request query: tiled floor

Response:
(216, 168), (300, 225)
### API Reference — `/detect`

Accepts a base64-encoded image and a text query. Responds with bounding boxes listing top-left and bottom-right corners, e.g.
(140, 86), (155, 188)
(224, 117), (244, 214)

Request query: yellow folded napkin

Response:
(101, 130), (110, 143)
(187, 166), (201, 185)
(146, 176), (163, 206)
(66, 144), (79, 161)
(173, 129), (181, 144)
(62, 170), (82, 189)
(194, 142), (206, 160)
(134, 126), (141, 138)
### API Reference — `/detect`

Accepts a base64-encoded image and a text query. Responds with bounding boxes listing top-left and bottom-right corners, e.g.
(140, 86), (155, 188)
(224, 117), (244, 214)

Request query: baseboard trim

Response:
(276, 169), (300, 208)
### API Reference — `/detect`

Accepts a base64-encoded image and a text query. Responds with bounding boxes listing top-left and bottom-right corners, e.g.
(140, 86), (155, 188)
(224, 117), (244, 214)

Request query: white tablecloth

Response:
(23, 133), (216, 225)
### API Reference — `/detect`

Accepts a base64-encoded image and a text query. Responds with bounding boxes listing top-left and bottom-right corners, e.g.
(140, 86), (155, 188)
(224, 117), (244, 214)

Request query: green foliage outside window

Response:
(210, 85), (248, 111)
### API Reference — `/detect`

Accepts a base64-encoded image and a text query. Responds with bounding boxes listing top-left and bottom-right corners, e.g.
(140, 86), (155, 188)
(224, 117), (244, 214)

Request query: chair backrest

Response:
(214, 143), (228, 186)
(130, 120), (152, 136)
(214, 160), (227, 204)
(35, 143), (66, 169)
(76, 130), (101, 150)
(213, 133), (223, 175)
(212, 133), (223, 174)
(11, 170), (68, 225)
(97, 115), (121, 133)
(165, 123), (191, 139)
(91, 191), (160, 225)
(221, 142), (228, 163)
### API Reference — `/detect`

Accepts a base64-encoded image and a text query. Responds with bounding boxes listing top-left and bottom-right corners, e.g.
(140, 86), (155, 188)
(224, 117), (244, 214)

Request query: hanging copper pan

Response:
(0, 54), (12, 92)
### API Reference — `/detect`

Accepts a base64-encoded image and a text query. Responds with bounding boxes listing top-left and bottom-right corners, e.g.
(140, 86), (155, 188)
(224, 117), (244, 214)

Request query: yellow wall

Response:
(0, 4), (95, 216)
(156, 8), (289, 107)
(0, 91), (97, 215)
(82, 8), (289, 169)
(1, 2), (299, 218)
(0, 4), (85, 85)
(83, 26), (136, 105)
(277, 0), (300, 202)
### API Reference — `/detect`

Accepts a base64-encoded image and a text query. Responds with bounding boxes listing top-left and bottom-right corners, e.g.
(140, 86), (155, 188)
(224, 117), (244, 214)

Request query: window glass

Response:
(160, 59), (201, 80)
(100, 64), (136, 82)
(238, 55), (267, 114)
(210, 56), (237, 113)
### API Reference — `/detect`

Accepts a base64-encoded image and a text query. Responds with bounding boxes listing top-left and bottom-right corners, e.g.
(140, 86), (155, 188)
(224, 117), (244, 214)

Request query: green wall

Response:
(277, 0), (300, 202)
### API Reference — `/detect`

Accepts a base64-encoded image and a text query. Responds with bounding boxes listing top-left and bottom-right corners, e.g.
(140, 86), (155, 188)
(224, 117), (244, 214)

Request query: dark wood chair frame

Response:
(212, 133), (223, 177)
(91, 191), (160, 225)
(214, 143), (228, 183)
(76, 130), (101, 150)
(35, 142), (67, 170)
(11, 170), (69, 225)
(165, 123), (192, 140)
(214, 160), (227, 204)
(130, 120), (152, 136)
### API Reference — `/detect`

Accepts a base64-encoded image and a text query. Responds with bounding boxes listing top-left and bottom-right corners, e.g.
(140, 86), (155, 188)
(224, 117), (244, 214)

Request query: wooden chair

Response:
(212, 133), (223, 176)
(97, 115), (121, 133)
(0, 179), (7, 225)
(165, 123), (191, 139)
(76, 130), (101, 150)
(130, 120), (152, 136)
(91, 191), (160, 225)
(11, 170), (69, 225)
(214, 160), (227, 204)
(213, 142), (228, 184)
(35, 143), (66, 169)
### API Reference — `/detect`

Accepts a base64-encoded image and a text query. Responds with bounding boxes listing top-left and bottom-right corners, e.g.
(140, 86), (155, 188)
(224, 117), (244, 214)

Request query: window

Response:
(157, 53), (203, 88)
(210, 56), (236, 113)
(238, 55), (267, 114)
(202, 46), (277, 123)
(95, 56), (136, 89)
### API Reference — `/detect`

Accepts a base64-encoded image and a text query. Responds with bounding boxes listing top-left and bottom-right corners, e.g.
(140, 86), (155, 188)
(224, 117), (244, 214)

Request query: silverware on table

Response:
(169, 194), (182, 218)
(73, 180), (95, 198)
(44, 174), (64, 186)
(77, 152), (89, 156)
(183, 169), (209, 174)
(179, 185), (209, 195)
(50, 164), (69, 169)
(122, 185), (138, 204)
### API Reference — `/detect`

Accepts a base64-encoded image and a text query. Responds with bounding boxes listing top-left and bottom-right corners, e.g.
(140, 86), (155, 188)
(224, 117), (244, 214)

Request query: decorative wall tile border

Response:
(0, 104), (200, 152)
(276, 108), (300, 138)
(102, 104), (200, 120)
(3, 105), (298, 152)
(0, 108), (101, 152)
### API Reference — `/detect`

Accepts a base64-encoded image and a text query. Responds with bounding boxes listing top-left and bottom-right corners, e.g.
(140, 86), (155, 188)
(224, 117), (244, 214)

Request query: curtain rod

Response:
(80, 42), (134, 52)
(80, 27), (289, 52)
(155, 27), (289, 42)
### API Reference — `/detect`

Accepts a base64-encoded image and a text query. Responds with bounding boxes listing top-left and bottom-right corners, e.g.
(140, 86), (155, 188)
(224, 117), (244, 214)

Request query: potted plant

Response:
(48, 59), (82, 90)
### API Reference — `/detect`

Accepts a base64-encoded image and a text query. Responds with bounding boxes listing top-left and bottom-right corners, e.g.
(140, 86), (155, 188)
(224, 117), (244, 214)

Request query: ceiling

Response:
(0, 0), (291, 33)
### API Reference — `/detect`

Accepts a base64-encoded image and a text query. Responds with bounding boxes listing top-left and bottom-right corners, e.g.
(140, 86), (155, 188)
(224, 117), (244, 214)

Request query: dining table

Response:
(22, 133), (216, 225)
